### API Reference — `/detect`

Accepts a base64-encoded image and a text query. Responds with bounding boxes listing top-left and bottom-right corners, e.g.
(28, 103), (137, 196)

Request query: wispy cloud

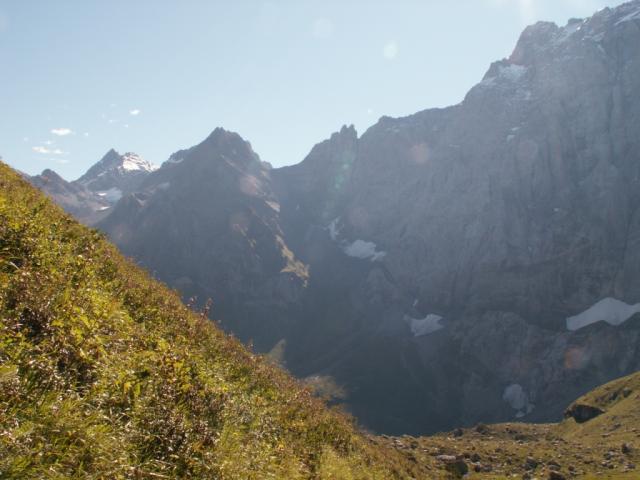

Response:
(129, 109), (141, 116)
(32, 146), (66, 155)
(83, 132), (90, 137)
(51, 127), (74, 136)
(383, 40), (398, 60)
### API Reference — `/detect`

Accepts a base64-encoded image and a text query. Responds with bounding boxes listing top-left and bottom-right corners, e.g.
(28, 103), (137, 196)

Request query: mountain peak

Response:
(75, 149), (157, 194)
(203, 127), (246, 147)
(508, 1), (640, 65)
(40, 168), (64, 181)
(333, 124), (358, 140)
(79, 150), (156, 181)
(119, 152), (157, 173)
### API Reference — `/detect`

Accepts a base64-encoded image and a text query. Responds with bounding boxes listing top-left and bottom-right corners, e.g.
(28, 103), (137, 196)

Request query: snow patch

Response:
(342, 240), (386, 262)
(328, 217), (341, 241)
(406, 314), (444, 337)
(327, 218), (386, 262)
(96, 187), (122, 203)
(566, 297), (640, 331)
(615, 6), (640, 26)
(266, 200), (280, 212)
(554, 20), (584, 44)
(120, 153), (158, 172)
(503, 384), (535, 418)
(97, 206), (110, 211)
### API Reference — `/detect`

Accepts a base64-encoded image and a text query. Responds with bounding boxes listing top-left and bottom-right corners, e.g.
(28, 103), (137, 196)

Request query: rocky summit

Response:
(28, 149), (157, 225)
(29, 1), (640, 436)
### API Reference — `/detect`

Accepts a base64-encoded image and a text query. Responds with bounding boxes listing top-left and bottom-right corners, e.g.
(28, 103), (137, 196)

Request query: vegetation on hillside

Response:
(0, 162), (424, 479)
(3, 159), (640, 480)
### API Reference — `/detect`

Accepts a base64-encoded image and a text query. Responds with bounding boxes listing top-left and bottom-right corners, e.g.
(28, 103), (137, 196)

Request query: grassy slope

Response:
(4, 159), (640, 480)
(0, 162), (425, 479)
(384, 371), (640, 479)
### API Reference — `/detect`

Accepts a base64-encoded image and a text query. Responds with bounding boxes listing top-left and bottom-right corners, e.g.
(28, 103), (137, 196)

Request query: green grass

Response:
(0, 162), (424, 479)
(3, 159), (639, 479)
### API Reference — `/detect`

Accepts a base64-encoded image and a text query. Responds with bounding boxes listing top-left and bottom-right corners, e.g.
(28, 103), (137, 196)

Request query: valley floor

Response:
(382, 371), (640, 479)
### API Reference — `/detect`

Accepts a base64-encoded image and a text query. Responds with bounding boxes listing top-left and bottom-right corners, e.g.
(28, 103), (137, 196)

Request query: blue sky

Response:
(0, 0), (627, 179)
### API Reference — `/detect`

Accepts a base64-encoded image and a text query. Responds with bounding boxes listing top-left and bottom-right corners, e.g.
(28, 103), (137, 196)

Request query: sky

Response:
(0, 0), (628, 179)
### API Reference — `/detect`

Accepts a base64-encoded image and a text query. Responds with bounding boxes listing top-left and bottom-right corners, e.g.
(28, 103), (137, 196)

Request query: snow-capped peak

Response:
(120, 152), (158, 172)
(75, 149), (158, 193)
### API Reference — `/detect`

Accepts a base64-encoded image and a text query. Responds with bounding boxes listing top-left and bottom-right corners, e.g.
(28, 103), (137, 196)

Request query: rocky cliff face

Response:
(34, 1), (640, 435)
(28, 149), (157, 225)
(311, 2), (640, 432)
(29, 169), (111, 224)
(98, 128), (308, 351)
(251, 2), (640, 434)
(343, 4), (640, 322)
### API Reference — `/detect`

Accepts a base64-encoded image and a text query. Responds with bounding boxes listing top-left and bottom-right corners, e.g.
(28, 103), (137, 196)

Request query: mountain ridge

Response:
(7, 156), (640, 478)
(25, 0), (640, 435)
(0, 160), (426, 479)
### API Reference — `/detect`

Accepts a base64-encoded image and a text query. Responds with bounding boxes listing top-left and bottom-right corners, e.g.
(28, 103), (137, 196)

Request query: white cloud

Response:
(129, 109), (141, 116)
(312, 17), (333, 38)
(83, 132), (90, 137)
(44, 140), (53, 145)
(32, 146), (65, 155)
(366, 108), (374, 115)
(383, 41), (398, 60)
(23, 137), (29, 142)
(124, 124), (130, 129)
(51, 128), (73, 136)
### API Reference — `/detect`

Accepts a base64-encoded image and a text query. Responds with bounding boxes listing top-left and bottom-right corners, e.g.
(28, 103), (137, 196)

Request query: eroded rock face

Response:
(344, 5), (640, 324)
(273, 2), (640, 433)
(268, 2), (640, 434)
(38, 1), (640, 435)
(98, 128), (308, 351)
